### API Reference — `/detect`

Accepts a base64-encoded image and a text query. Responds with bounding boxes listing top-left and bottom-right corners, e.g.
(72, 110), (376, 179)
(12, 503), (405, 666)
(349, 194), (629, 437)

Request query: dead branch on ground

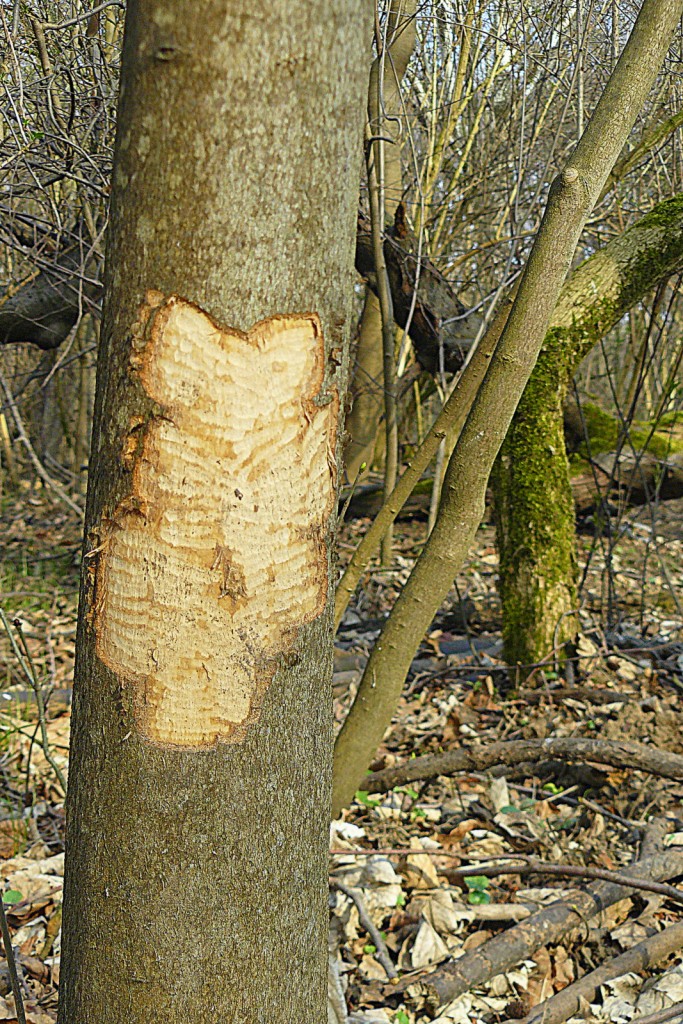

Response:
(364, 738), (683, 794)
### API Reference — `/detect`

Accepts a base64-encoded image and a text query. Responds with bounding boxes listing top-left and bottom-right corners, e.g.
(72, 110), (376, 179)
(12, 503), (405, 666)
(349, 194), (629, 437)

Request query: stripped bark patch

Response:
(94, 292), (338, 748)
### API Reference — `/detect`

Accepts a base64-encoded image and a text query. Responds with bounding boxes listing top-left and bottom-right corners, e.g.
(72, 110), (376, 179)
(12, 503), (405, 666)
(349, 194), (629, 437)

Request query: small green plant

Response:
(542, 782), (562, 795)
(464, 875), (491, 905)
(394, 786), (419, 800)
(394, 1011), (410, 1024)
(354, 790), (382, 808)
(2, 890), (22, 905)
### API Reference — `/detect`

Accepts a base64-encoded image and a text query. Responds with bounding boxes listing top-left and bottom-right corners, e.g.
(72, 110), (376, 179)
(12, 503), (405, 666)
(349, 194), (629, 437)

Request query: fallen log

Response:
(399, 847), (683, 1016)
(513, 920), (683, 1024)
(355, 206), (481, 374)
(572, 451), (683, 511)
(341, 454), (683, 519)
(364, 738), (683, 794)
(3, 206), (480, 364)
(0, 242), (101, 349)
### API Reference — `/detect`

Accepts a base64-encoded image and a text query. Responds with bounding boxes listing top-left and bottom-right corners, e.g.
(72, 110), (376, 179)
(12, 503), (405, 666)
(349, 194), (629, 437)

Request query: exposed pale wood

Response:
(95, 295), (337, 748)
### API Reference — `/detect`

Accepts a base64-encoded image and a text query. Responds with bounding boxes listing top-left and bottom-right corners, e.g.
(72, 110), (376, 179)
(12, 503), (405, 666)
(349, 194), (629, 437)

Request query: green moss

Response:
(577, 403), (618, 453)
(575, 402), (683, 459)
(568, 454), (590, 474)
(634, 193), (683, 230)
(548, 195), (683, 372)
(493, 334), (579, 668)
(494, 193), (683, 669)
(659, 409), (683, 429)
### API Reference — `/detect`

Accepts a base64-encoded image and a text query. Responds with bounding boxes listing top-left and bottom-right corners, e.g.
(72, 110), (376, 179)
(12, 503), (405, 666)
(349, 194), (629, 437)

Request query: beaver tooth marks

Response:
(94, 291), (338, 748)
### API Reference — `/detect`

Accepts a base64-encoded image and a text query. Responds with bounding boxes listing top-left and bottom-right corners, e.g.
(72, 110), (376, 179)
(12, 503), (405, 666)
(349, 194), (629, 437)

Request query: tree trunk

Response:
(493, 192), (683, 667)
(59, 3), (370, 1023)
(344, 292), (385, 481)
(344, 3), (416, 484)
(0, 240), (101, 350)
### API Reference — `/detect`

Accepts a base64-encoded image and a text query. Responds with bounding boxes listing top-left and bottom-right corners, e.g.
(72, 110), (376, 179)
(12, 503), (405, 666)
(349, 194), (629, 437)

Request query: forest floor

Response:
(0, 486), (682, 1024)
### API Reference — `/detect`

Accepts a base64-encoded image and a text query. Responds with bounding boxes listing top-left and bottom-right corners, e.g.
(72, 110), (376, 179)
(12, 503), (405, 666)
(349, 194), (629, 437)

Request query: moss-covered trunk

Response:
(59, 3), (370, 1022)
(494, 194), (683, 667)
(492, 331), (578, 667)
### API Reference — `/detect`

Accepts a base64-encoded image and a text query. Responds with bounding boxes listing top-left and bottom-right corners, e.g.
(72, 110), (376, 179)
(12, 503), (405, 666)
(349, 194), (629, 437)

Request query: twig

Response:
(0, 610), (68, 793)
(40, 0), (124, 31)
(512, 685), (633, 706)
(0, 895), (27, 1024)
(0, 365), (84, 519)
(579, 796), (647, 830)
(509, 923), (683, 1024)
(633, 1001), (683, 1024)
(446, 860), (683, 906)
(331, 849), (519, 859)
(365, 127), (399, 566)
(23, 721), (40, 803)
(339, 461), (369, 522)
(329, 878), (397, 980)
(13, 618), (67, 794)
(333, 294), (510, 630)
(331, 850), (683, 905)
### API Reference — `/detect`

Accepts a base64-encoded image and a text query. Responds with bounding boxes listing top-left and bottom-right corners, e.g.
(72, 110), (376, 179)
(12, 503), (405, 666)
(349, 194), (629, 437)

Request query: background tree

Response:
(332, 0), (683, 814)
(344, 0), (416, 496)
(57, 2), (370, 1022)
(401, 0), (683, 666)
(494, 193), (683, 666)
(333, 0), (683, 678)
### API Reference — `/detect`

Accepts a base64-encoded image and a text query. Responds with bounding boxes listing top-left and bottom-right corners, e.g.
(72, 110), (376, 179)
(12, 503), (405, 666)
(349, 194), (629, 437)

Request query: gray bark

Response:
(355, 206), (480, 373)
(59, 3), (370, 1023)
(0, 243), (101, 349)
